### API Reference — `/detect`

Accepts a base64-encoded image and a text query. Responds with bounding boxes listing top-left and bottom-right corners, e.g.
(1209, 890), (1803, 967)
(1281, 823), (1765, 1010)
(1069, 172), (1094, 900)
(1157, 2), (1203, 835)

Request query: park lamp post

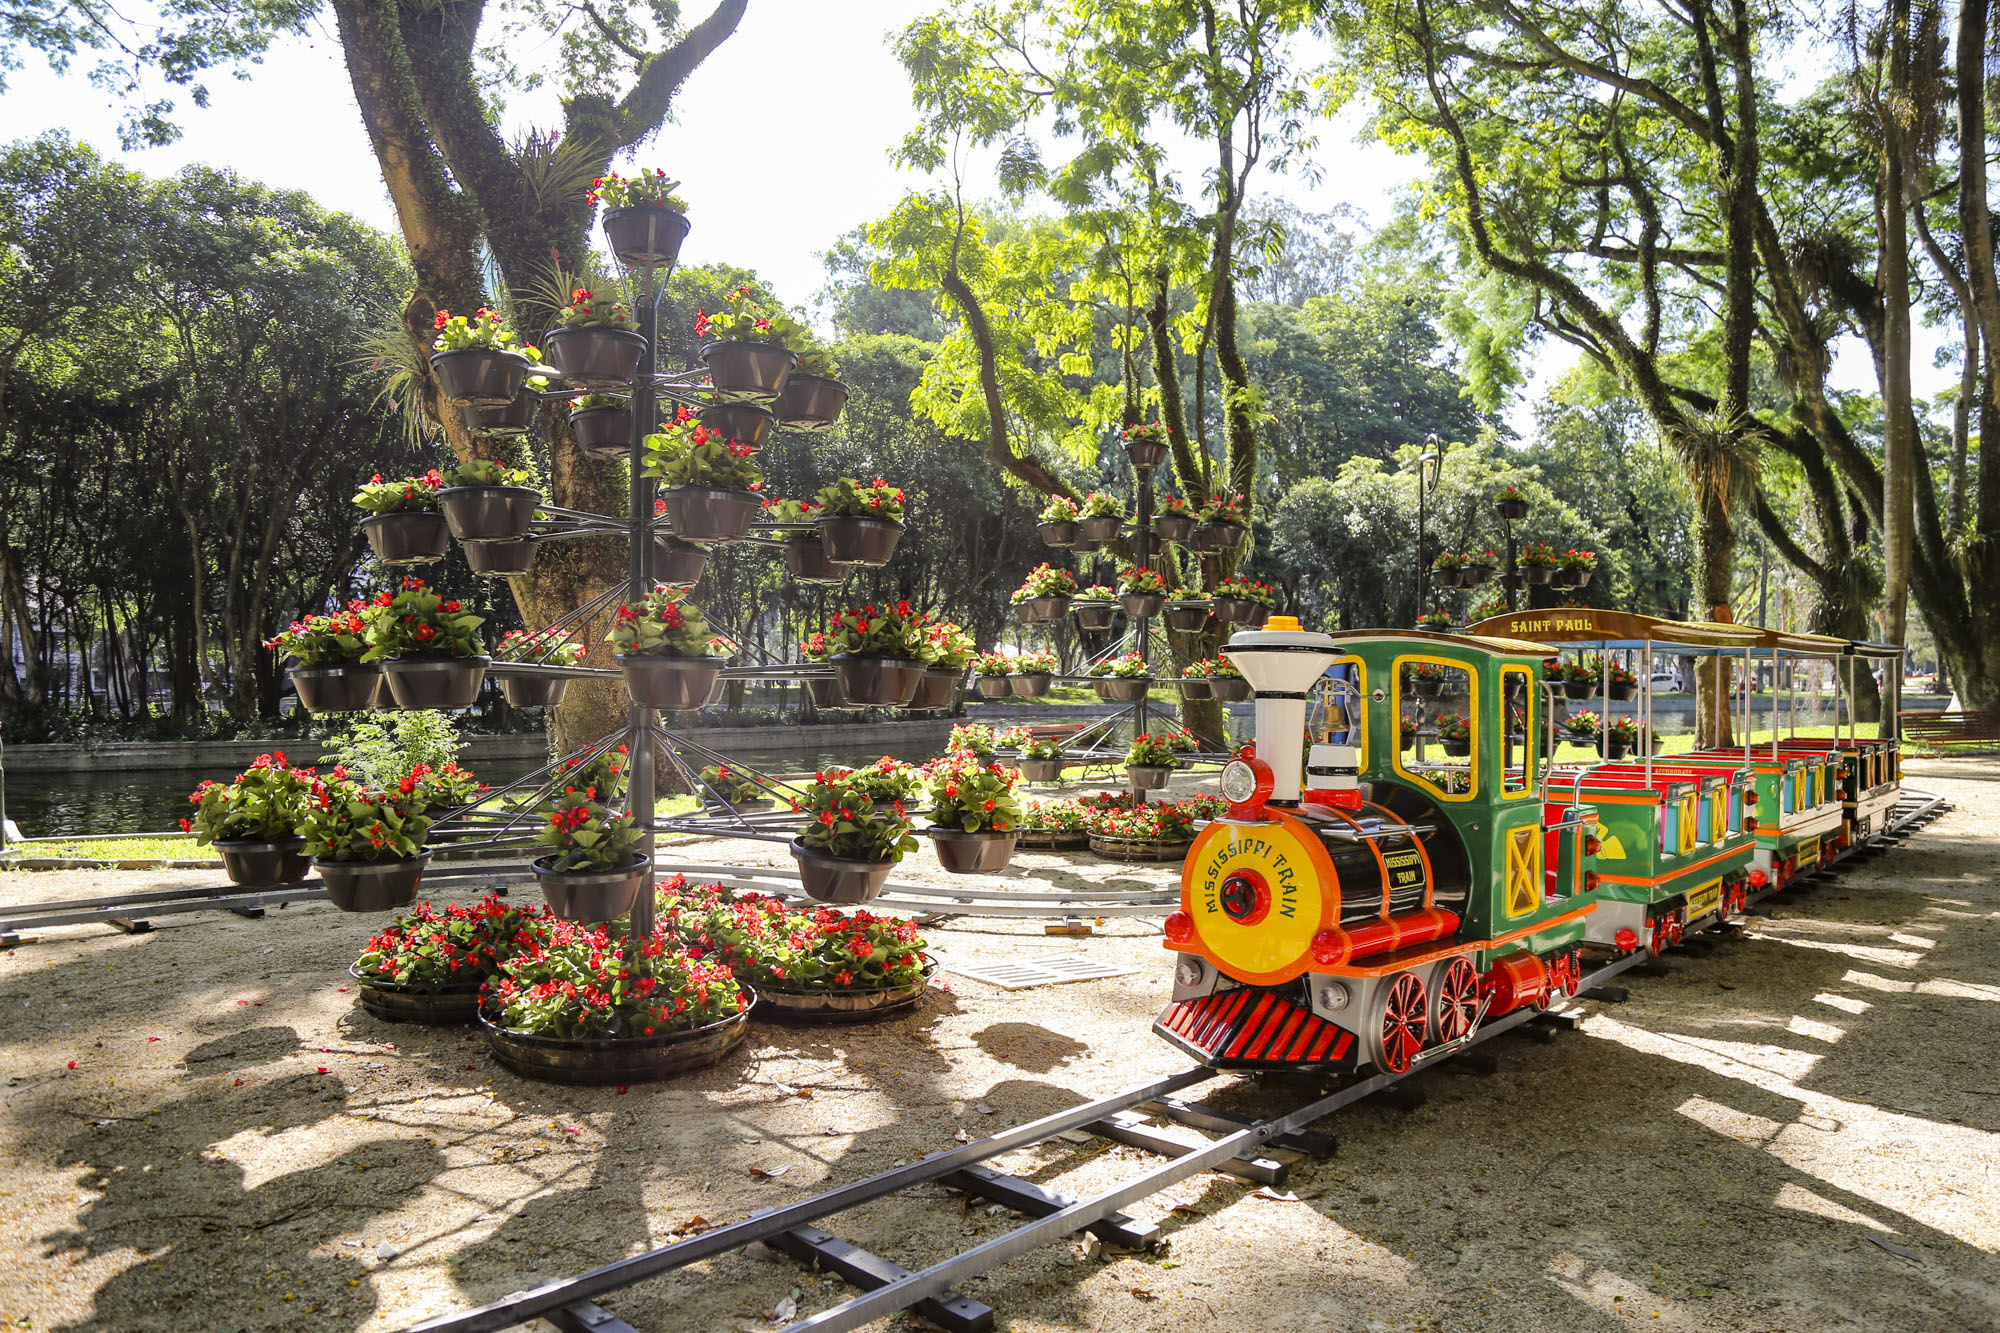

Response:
(1415, 436), (1442, 613)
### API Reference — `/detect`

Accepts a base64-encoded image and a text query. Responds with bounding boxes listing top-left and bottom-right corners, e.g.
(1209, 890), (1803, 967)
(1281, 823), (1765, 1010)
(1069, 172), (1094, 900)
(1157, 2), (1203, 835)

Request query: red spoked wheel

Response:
(1429, 957), (1480, 1045)
(1373, 971), (1429, 1075)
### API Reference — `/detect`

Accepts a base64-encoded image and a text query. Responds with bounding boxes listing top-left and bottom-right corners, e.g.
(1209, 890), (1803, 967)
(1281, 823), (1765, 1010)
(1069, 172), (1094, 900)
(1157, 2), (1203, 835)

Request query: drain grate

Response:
(947, 956), (1141, 990)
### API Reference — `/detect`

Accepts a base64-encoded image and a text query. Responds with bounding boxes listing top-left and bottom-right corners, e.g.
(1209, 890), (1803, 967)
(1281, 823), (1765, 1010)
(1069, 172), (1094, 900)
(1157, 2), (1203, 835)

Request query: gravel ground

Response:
(1, 759), (1995, 1333)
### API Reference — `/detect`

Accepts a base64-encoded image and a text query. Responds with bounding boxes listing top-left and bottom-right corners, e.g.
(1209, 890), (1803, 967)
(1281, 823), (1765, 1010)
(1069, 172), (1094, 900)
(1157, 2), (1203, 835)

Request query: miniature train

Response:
(1156, 611), (1904, 1077)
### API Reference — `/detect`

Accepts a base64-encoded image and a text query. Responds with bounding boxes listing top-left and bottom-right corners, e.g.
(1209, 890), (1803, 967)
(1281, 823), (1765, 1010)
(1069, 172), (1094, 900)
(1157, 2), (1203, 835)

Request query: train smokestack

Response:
(1224, 616), (1338, 803)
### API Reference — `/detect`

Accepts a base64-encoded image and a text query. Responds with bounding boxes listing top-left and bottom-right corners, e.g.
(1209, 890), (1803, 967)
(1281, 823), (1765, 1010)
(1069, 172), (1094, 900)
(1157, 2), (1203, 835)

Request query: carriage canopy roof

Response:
(1462, 609), (1900, 661)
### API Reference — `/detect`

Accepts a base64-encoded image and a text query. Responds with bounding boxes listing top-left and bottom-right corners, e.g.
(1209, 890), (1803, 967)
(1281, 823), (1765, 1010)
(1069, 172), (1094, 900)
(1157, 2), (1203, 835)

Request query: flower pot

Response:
(569, 405), (632, 457)
(1462, 563), (1495, 587)
(1180, 677), (1213, 700)
(1608, 681), (1637, 701)
(1087, 834), (1193, 863)
(1100, 677), (1149, 702)
(1549, 567), (1583, 588)
(1125, 764), (1174, 791)
(543, 326), (647, 389)
(500, 675), (570, 709)
(804, 674), (848, 709)
(753, 962), (935, 1025)
(463, 538), (535, 576)
(462, 390), (537, 435)
(1018, 757), (1062, 783)
(1154, 512), (1198, 544)
(652, 538), (708, 587)
(1038, 520), (1080, 547)
(1016, 829), (1089, 851)
(602, 204), (689, 268)
(1071, 601), (1117, 630)
(1207, 676), (1252, 702)
(974, 676), (1012, 700)
(1078, 514), (1123, 543)
(817, 516), (903, 566)
(909, 669), (960, 711)
(348, 963), (482, 1025)
(1070, 535), (1104, 555)
(1523, 565), (1555, 585)
(1245, 607), (1272, 629)
(928, 827), (1020, 873)
(439, 485), (541, 544)
(1210, 597), (1258, 624)
(830, 654), (923, 706)
(1442, 738), (1471, 758)
(1016, 595), (1070, 625)
(291, 663), (384, 714)
(1494, 497), (1531, 520)
(1124, 436), (1169, 469)
(660, 485), (760, 543)
(1120, 592), (1166, 619)
(431, 348), (526, 406)
(479, 1003), (750, 1084)
(699, 403), (774, 447)
(701, 339), (795, 402)
(362, 511), (450, 566)
(1603, 736), (1631, 760)
(773, 373), (848, 430)
(1431, 567), (1464, 589)
(383, 656), (490, 710)
(618, 654), (725, 710)
(1163, 601), (1210, 633)
(215, 837), (311, 888)
(1007, 672), (1054, 699)
(1563, 679), (1596, 700)
(1197, 519), (1248, 550)
(790, 838), (895, 904)
(533, 854), (648, 923)
(783, 535), (847, 584)
(314, 853), (431, 912)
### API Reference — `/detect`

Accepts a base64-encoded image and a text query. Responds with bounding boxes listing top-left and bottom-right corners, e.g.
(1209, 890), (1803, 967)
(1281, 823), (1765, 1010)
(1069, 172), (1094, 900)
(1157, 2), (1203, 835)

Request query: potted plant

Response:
(1562, 656), (1600, 700)
(1154, 493), (1199, 543)
(762, 497), (843, 584)
(1121, 420), (1169, 469)
(1194, 492), (1249, 550)
(1098, 652), (1152, 702)
(1070, 584), (1119, 630)
(815, 477), (906, 565)
(1431, 551), (1465, 589)
(593, 168), (690, 268)
(461, 349), (548, 434)
(773, 338), (848, 429)
(644, 409), (764, 543)
(1124, 733), (1180, 790)
(430, 307), (527, 406)
(610, 586), (734, 710)
(1607, 660), (1638, 701)
(1210, 574), (1277, 625)
(1015, 735), (1066, 783)
(696, 286), (805, 401)
(532, 788), (648, 921)
(1555, 547), (1598, 588)
(813, 600), (924, 705)
(1117, 565), (1169, 618)
(971, 651), (1014, 699)
(495, 628), (584, 708)
(1076, 491), (1126, 543)
(1399, 713), (1418, 752)
(680, 890), (933, 1023)
(1415, 611), (1454, 631)
(182, 753), (318, 887)
(394, 760), (485, 818)
(437, 455), (542, 544)
(350, 895), (548, 1025)
(362, 577), (489, 709)
(1083, 798), (1199, 861)
(1163, 591), (1211, 633)
(1608, 716), (1640, 759)
(568, 392), (631, 457)
(1519, 541), (1559, 585)
(1462, 548), (1498, 586)
(1012, 564), (1079, 624)
(1566, 709), (1602, 749)
(1007, 649), (1058, 698)
(1180, 661), (1213, 700)
(481, 921), (751, 1082)
(1037, 495), (1081, 547)
(946, 722), (999, 757)
(1410, 660), (1449, 698)
(1436, 712), (1473, 758)
(1206, 654), (1252, 701)
(923, 752), (1023, 873)
(1492, 483), (1531, 521)
(653, 511), (710, 585)
(837, 756), (925, 815)
(1016, 797), (1089, 849)
(300, 778), (434, 911)
(790, 773), (918, 903)
(540, 286), (646, 387)
(270, 607), (382, 713)
(911, 619), (973, 710)
(353, 470), (449, 566)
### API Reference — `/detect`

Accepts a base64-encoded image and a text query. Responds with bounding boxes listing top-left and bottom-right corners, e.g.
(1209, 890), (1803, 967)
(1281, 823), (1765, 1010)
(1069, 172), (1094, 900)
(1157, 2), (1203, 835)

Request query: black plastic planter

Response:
(817, 516), (903, 566)
(790, 839), (895, 904)
(805, 675), (848, 709)
(480, 1005), (749, 1084)
(1008, 672), (1053, 699)
(216, 837), (311, 888)
(1078, 514), (1123, 543)
(929, 828), (1019, 874)
(908, 669), (959, 711)
(831, 654), (923, 706)
(660, 485), (760, 544)
(315, 853), (431, 912)
(1071, 535), (1104, 555)
(773, 374), (848, 430)
(1100, 677), (1149, 703)
(701, 340), (795, 402)
(1038, 520), (1080, 547)
(543, 326), (647, 389)
(1523, 565), (1555, 585)
(652, 538), (709, 587)
(618, 654), (725, 711)
(1120, 592), (1166, 619)
(1463, 563), (1496, 587)
(500, 675), (569, 709)
(1432, 567), (1465, 589)
(602, 205), (689, 268)
(463, 538), (535, 577)
(439, 485), (541, 543)
(1210, 597), (1259, 624)
(1180, 677), (1213, 700)
(1563, 679), (1596, 700)
(1070, 601), (1117, 631)
(349, 964), (480, 1025)
(569, 405), (632, 457)
(699, 403), (774, 447)
(1126, 764), (1174, 791)
(1154, 512), (1198, 544)
(1124, 437), (1169, 470)
(291, 664), (384, 714)
(975, 676), (1013, 700)
(362, 511), (450, 566)
(1443, 738), (1472, 758)
(1018, 757), (1062, 783)
(1208, 676), (1252, 702)
(383, 656), (489, 710)
(1552, 568), (1589, 589)
(783, 536), (847, 584)
(1603, 736), (1631, 760)
(533, 854), (648, 922)
(431, 348), (527, 407)
(1163, 601), (1210, 633)
(1200, 519), (1248, 550)
(1016, 596), (1070, 625)
(1608, 681), (1637, 701)
(462, 391), (537, 435)
(753, 964), (935, 1025)
(1495, 497), (1531, 521)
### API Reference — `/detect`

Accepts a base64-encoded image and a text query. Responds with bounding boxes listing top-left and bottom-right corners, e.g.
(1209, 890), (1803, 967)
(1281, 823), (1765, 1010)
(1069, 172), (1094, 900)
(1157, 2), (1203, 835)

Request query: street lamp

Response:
(1415, 436), (1443, 615)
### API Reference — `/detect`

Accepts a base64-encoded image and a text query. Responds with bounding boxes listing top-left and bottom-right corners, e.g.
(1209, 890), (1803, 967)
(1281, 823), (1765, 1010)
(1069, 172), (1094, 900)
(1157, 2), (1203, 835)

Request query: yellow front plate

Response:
(1181, 813), (1337, 986)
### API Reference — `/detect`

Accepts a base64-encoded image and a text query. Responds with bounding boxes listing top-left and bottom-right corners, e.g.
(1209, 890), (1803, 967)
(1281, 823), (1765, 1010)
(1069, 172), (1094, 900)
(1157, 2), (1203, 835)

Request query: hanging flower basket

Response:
(1207, 676), (1252, 702)
(1180, 676), (1213, 700)
(479, 1002), (750, 1084)
(1194, 518), (1248, 550)
(1120, 592), (1166, 618)
(1124, 436), (1168, 470)
(1039, 519), (1079, 547)
(817, 516), (903, 565)
(291, 664), (385, 714)
(431, 348), (526, 406)
(753, 960), (936, 1025)
(1071, 534), (1104, 554)
(1016, 595), (1070, 625)
(699, 403), (774, 447)
(1099, 677), (1149, 702)
(1432, 565), (1465, 589)
(499, 675), (569, 709)
(783, 535), (847, 584)
(1154, 512), (1198, 544)
(532, 854), (648, 923)
(1494, 495), (1531, 521)
(651, 538), (708, 588)
(1462, 561), (1496, 587)
(773, 373), (848, 430)
(928, 827), (1019, 874)
(464, 538), (535, 577)
(1078, 514), (1123, 543)
(1209, 596), (1258, 624)
(439, 485), (541, 544)
(909, 670), (960, 711)
(975, 676), (1013, 700)
(790, 838), (895, 904)
(382, 657), (490, 710)
(805, 675), (849, 709)
(830, 654), (923, 706)
(617, 654), (726, 711)
(215, 837), (311, 888)
(701, 340), (795, 401)
(1125, 763), (1174, 791)
(602, 204), (690, 268)
(543, 326), (647, 389)
(1163, 600), (1210, 633)
(362, 512), (451, 566)
(461, 391), (537, 436)
(314, 853), (431, 912)
(1007, 671), (1054, 699)
(660, 485), (760, 544)
(1018, 757), (1062, 783)
(347, 962), (481, 1025)
(1071, 599), (1117, 630)
(569, 404), (632, 456)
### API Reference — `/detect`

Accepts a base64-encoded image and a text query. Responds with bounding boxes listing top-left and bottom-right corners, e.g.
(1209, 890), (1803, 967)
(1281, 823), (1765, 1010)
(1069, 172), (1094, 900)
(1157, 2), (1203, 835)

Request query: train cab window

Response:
(1500, 665), (1535, 798)
(1315, 659), (1367, 769)
(1394, 654), (1476, 802)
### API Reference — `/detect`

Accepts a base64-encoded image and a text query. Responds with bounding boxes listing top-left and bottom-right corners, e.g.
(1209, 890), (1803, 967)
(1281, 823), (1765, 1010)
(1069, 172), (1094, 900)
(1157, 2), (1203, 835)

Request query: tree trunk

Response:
(1878, 0), (1915, 647)
(1694, 486), (1736, 748)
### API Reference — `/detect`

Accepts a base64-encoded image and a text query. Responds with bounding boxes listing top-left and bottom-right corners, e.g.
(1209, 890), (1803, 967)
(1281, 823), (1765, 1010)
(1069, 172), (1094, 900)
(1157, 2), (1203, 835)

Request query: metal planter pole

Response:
(625, 261), (664, 939)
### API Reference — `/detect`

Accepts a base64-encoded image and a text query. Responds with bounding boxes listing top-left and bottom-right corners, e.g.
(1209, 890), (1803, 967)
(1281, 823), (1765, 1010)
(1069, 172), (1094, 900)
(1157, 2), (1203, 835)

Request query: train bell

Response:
(1223, 615), (1339, 804)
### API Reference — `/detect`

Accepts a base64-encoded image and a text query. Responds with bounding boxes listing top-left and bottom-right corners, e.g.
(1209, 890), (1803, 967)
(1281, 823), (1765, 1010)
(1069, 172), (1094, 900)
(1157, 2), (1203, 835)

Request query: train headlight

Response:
(1220, 760), (1259, 803)
(1318, 979), (1350, 1011)
(1175, 957), (1208, 989)
(1221, 755), (1275, 819)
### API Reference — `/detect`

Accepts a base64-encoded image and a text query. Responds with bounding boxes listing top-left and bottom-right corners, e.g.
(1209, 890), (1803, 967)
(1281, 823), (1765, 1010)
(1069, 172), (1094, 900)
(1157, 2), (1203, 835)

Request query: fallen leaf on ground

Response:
(954, 1127), (972, 1143)
(1168, 1205), (1204, 1218)
(751, 1165), (792, 1178)
(1866, 1235), (1921, 1261)
(973, 1101), (995, 1115)
(1253, 1187), (1301, 1202)
(1130, 1288), (1156, 1301)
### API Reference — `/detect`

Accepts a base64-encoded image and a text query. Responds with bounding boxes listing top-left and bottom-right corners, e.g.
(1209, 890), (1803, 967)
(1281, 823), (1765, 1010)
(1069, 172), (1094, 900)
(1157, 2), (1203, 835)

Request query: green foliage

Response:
(923, 752), (1022, 834)
(822, 601), (924, 658)
(354, 897), (549, 990)
(267, 609), (372, 667)
(608, 588), (727, 658)
(536, 790), (642, 872)
(440, 457), (532, 489)
(644, 413), (764, 491)
(352, 471), (445, 514)
(796, 775), (919, 863)
(1124, 734), (1181, 768)
(431, 308), (517, 352)
(321, 710), (466, 790)
(361, 578), (486, 661)
(815, 477), (906, 521)
(589, 170), (686, 212)
(486, 927), (746, 1040)
(299, 780), (432, 863)
(181, 754), (317, 844)
(556, 286), (634, 331)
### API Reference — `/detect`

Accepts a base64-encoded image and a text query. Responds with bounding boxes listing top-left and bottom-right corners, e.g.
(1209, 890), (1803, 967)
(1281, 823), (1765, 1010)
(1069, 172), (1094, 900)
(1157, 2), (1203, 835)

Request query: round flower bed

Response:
(1083, 797), (1201, 862)
(349, 896), (548, 1025)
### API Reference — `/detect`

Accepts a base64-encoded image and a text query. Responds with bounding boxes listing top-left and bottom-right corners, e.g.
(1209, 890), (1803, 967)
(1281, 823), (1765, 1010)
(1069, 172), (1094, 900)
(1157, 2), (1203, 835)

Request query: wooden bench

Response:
(1899, 710), (2000, 751)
